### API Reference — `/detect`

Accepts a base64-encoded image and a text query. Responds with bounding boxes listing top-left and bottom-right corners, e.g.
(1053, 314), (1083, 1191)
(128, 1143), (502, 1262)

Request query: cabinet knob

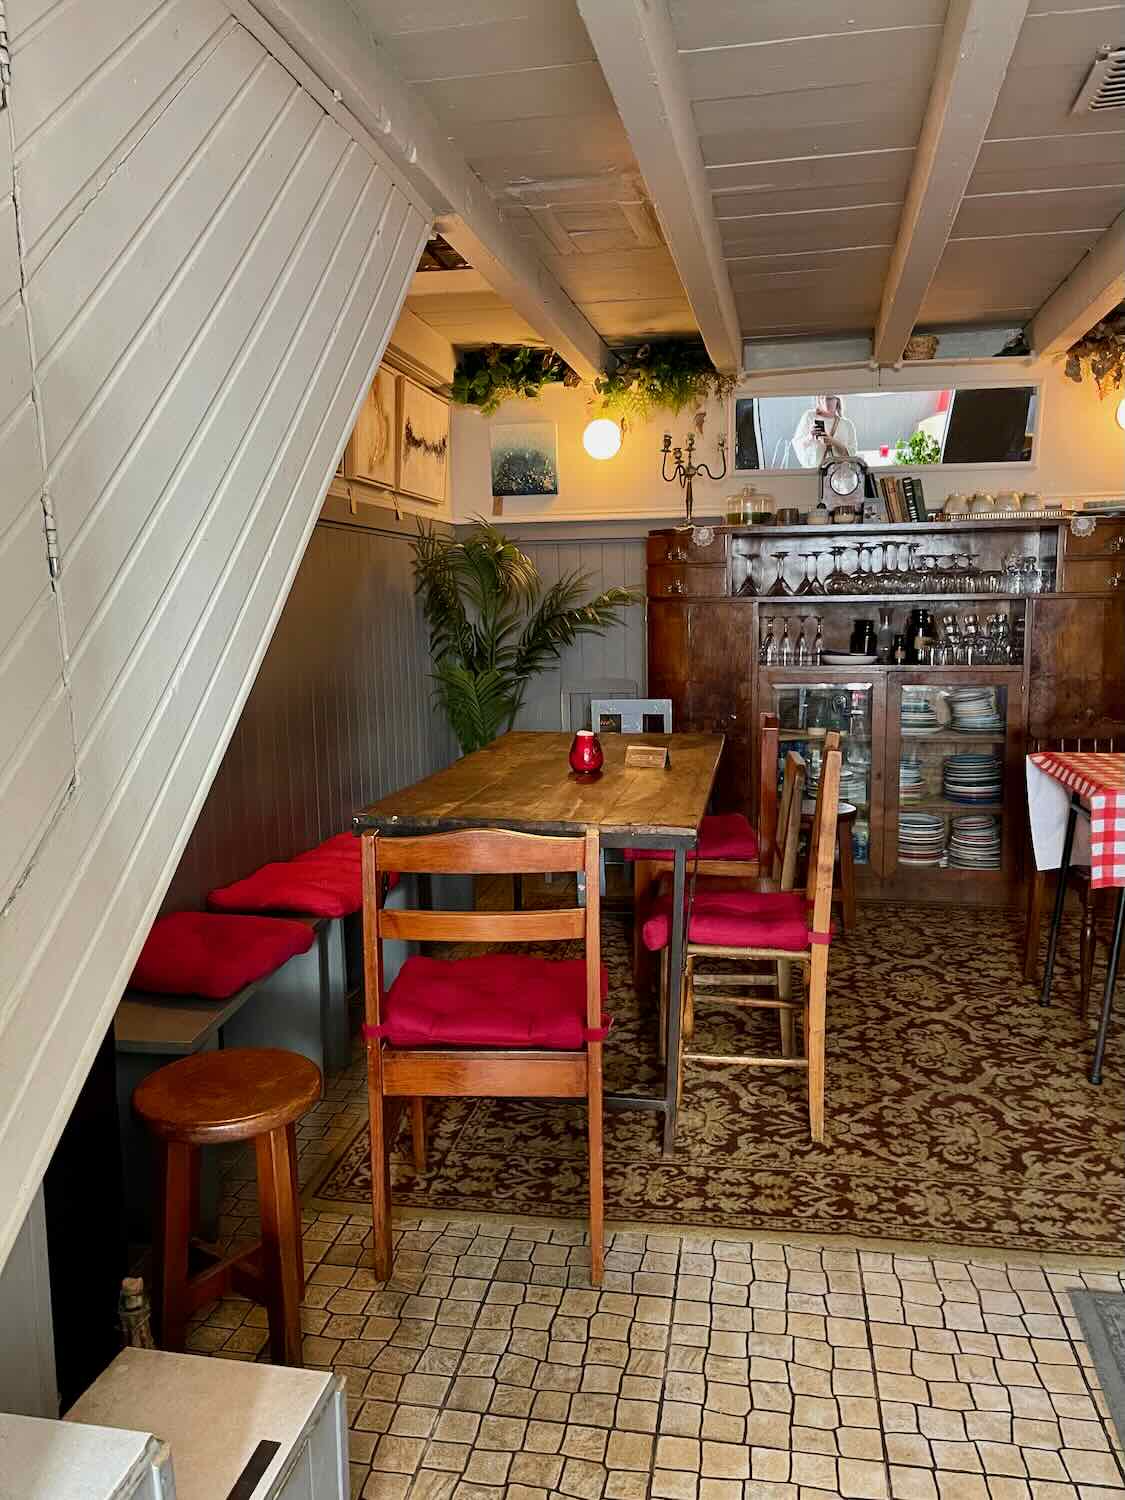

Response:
(1108, 534), (1125, 554)
(666, 546), (688, 563)
(1110, 569), (1123, 589)
(666, 579), (685, 595)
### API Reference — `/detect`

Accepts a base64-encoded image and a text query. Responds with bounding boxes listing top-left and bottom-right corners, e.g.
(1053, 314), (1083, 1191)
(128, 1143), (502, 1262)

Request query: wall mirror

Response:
(732, 386), (1039, 474)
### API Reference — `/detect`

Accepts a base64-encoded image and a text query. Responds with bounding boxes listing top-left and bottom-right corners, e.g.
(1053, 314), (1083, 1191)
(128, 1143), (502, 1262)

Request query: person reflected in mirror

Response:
(792, 393), (858, 469)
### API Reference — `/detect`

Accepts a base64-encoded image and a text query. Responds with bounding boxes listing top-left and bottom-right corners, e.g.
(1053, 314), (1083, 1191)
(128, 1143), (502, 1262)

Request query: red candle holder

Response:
(569, 730), (604, 781)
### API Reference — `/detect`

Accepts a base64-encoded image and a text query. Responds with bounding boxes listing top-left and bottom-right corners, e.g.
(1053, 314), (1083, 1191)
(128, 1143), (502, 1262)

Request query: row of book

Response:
(878, 474), (927, 523)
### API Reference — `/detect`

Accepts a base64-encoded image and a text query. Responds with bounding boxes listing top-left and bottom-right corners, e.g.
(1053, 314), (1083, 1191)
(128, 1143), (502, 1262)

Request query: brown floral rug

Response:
(306, 896), (1124, 1256)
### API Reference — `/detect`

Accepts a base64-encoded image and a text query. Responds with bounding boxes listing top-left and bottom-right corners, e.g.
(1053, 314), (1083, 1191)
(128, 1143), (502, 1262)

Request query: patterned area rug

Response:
(306, 899), (1124, 1255)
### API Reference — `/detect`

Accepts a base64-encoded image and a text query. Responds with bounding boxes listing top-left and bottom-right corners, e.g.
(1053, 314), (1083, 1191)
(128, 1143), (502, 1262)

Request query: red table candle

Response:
(569, 730), (604, 778)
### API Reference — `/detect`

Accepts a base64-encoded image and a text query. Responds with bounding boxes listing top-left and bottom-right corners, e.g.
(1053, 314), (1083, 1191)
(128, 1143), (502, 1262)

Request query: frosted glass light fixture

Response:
(583, 418), (622, 460)
(1116, 396), (1125, 431)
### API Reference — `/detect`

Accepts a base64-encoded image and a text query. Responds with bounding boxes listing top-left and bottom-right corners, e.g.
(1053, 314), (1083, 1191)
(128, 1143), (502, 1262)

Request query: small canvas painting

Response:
(398, 379), (450, 504)
(490, 422), (559, 497)
(345, 365), (398, 488)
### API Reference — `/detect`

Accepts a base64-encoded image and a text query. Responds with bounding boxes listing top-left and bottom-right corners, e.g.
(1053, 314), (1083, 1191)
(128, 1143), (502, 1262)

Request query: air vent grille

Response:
(1071, 45), (1125, 112)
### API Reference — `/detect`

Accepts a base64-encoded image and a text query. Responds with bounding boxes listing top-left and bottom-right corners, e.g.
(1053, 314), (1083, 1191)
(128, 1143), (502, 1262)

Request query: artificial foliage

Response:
(1065, 302), (1125, 396)
(450, 345), (579, 415)
(593, 340), (737, 427)
(895, 430), (942, 465)
(411, 520), (637, 755)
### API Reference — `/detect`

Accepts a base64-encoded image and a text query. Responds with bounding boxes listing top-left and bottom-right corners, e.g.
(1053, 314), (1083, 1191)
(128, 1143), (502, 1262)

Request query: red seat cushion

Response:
(623, 813), (760, 863)
(208, 857), (361, 918)
(130, 911), (315, 999)
(378, 954), (610, 1050)
(294, 834), (397, 889)
(642, 888), (811, 954)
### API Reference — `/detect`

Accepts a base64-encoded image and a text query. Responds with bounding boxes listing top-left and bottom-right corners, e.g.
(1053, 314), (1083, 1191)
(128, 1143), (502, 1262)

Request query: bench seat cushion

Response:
(208, 857), (362, 918)
(642, 888), (811, 954)
(623, 813), (760, 864)
(130, 912), (316, 999)
(379, 954), (609, 1050)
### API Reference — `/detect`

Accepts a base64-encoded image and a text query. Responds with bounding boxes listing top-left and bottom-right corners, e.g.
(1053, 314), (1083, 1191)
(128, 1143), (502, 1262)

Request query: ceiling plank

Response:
(574, 0), (742, 372)
(227, 0), (615, 380)
(1027, 209), (1125, 357)
(872, 0), (1031, 365)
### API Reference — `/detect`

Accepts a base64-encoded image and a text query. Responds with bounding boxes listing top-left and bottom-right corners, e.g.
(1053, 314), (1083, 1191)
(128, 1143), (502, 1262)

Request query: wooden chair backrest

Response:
(361, 827), (603, 1037)
(1029, 721), (1125, 754)
(774, 751), (807, 890)
(805, 732), (842, 937)
(758, 712), (780, 856)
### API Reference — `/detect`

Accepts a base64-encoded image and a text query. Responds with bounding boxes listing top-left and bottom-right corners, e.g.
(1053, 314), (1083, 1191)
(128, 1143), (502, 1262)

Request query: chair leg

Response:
(837, 825), (857, 934)
(806, 948), (828, 1144)
(255, 1126), (304, 1366)
(658, 949), (669, 1064)
(367, 1049), (394, 1282)
(682, 954), (695, 1042)
(1023, 870), (1047, 983)
(410, 1097), (427, 1173)
(778, 960), (795, 1059)
(1080, 889), (1097, 1020)
(586, 1044), (605, 1287)
(286, 1122), (304, 1299)
(154, 1139), (193, 1352)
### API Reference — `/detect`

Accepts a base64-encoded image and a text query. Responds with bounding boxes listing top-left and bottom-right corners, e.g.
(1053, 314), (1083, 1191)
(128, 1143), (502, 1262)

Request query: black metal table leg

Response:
(1039, 794), (1080, 1007)
(662, 846), (688, 1156)
(1089, 888), (1124, 1086)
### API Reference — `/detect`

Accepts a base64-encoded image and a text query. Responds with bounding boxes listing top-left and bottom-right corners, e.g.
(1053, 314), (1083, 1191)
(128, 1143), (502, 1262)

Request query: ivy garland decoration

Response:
(593, 340), (737, 428)
(1064, 302), (1125, 397)
(450, 345), (579, 415)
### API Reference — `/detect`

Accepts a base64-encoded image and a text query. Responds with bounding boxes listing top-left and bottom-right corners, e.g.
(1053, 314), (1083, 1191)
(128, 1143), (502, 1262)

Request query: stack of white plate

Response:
(901, 694), (940, 736)
(948, 813), (1002, 869)
(898, 812), (946, 866)
(899, 760), (926, 802)
(948, 688), (1004, 734)
(840, 765), (868, 804)
(943, 752), (1003, 803)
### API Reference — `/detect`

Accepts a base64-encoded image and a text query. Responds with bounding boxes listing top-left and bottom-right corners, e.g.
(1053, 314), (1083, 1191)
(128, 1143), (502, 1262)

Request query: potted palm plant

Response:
(411, 521), (639, 754)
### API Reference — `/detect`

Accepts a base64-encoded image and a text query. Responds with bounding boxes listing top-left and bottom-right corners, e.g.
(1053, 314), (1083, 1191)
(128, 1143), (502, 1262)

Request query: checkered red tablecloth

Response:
(1028, 751), (1125, 888)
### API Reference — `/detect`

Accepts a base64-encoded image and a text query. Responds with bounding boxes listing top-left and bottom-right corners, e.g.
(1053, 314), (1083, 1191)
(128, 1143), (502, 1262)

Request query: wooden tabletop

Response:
(354, 731), (725, 847)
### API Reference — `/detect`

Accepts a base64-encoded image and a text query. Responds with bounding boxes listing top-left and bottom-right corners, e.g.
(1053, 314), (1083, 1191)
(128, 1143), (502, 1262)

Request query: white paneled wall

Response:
(0, 2), (429, 1266)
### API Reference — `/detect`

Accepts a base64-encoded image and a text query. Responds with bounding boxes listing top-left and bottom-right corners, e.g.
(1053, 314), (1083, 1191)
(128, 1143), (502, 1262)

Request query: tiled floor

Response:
(194, 1130), (1125, 1500)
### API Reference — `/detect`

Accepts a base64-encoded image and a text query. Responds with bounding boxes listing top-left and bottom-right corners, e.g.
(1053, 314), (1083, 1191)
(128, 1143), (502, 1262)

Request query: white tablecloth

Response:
(1026, 757), (1091, 871)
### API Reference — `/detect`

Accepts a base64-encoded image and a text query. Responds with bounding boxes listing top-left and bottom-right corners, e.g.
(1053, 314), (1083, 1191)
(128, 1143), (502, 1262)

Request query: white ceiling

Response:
(362, 0), (1125, 354)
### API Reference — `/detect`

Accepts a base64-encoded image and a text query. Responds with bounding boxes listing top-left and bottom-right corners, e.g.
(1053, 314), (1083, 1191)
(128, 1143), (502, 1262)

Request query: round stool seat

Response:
(133, 1047), (321, 1145)
(800, 799), (857, 822)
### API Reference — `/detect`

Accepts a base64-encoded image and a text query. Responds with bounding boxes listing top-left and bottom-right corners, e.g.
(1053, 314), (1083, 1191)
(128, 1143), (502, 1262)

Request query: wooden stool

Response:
(801, 799), (857, 933)
(133, 1047), (321, 1365)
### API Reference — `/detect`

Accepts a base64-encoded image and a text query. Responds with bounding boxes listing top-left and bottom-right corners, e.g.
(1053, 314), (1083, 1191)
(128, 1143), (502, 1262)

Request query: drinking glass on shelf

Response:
(795, 554), (822, 596)
(812, 614), (825, 665)
(796, 615), (812, 665)
(878, 541), (901, 591)
(735, 554), (758, 597)
(764, 551), (793, 597)
(759, 615), (777, 665)
(824, 546), (853, 595)
(779, 616), (794, 666)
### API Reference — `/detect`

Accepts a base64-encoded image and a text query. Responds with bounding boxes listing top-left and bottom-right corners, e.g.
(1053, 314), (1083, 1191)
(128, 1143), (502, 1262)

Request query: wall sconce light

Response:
(582, 418), (622, 461)
(1116, 396), (1125, 432)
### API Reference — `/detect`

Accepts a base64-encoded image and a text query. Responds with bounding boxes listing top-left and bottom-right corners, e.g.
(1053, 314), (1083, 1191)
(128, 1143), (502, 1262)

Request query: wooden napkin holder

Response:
(624, 744), (669, 770)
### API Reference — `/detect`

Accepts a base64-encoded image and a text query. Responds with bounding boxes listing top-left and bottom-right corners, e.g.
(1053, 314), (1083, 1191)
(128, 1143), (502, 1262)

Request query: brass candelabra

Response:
(661, 430), (727, 525)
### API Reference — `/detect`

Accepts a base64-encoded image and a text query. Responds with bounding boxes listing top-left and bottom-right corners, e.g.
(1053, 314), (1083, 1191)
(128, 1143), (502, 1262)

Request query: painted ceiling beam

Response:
(873, 0), (1031, 366)
(231, 0), (616, 381)
(574, 0), (742, 374)
(1027, 209), (1125, 358)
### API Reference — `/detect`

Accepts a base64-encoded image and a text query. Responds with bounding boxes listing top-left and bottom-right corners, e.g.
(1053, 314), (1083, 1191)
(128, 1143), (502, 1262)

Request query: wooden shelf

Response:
(746, 593), (1031, 603)
(654, 517), (1065, 539)
(899, 798), (1005, 813)
(899, 732), (1008, 744)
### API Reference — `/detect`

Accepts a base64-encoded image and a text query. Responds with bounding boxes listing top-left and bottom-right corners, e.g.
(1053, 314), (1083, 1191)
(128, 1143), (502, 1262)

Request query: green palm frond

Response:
(411, 521), (639, 754)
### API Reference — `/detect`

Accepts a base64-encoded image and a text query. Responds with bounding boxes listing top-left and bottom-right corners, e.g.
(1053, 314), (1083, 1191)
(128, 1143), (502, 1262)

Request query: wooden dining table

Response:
(354, 730), (725, 1152)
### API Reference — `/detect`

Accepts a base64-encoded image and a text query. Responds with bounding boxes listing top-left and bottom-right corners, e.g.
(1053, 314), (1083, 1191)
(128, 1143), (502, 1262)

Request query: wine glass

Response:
(824, 546), (852, 595)
(795, 554), (821, 596)
(764, 551), (793, 597)
(759, 615), (776, 665)
(778, 616), (794, 666)
(796, 615), (812, 665)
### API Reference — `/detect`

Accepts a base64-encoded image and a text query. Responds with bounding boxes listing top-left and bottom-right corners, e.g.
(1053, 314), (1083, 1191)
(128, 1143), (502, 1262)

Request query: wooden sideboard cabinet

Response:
(647, 517), (1125, 907)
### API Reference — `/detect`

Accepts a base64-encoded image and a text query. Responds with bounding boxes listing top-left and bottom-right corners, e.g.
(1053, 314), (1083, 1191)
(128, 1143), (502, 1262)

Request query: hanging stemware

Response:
(764, 550), (794, 597)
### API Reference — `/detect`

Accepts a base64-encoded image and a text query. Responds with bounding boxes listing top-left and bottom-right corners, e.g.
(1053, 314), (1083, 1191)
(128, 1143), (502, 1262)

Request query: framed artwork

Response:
(490, 421), (559, 497)
(345, 365), (400, 488)
(398, 378), (450, 504)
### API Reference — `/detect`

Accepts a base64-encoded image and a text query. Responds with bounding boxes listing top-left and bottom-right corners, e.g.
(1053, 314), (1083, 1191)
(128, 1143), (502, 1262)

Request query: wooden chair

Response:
(362, 827), (608, 1284)
(631, 713), (781, 988)
(1023, 719), (1125, 1010)
(643, 735), (841, 1141)
(800, 799), (858, 933)
(133, 1047), (321, 1365)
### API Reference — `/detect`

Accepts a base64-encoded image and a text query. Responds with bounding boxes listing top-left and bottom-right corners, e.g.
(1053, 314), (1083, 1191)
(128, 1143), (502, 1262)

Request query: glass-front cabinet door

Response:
(758, 671), (888, 885)
(886, 670), (1024, 900)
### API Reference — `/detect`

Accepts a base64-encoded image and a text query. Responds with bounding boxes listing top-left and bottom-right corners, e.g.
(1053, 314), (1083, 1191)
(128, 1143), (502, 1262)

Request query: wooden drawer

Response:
(1064, 521), (1125, 557)
(1062, 557), (1125, 593)
(647, 562), (728, 597)
(646, 529), (729, 565)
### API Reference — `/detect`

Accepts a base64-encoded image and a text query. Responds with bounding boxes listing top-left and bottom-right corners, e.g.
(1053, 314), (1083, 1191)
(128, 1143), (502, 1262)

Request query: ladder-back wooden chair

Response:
(630, 713), (781, 988)
(361, 827), (609, 1283)
(1023, 718), (1125, 1012)
(643, 736), (840, 1141)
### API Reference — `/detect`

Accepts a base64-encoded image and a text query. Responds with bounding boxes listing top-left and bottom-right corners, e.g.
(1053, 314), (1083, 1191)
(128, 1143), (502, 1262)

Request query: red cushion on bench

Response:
(208, 858), (362, 918)
(293, 833), (397, 889)
(379, 954), (609, 1050)
(623, 813), (760, 863)
(642, 888), (810, 954)
(130, 911), (315, 999)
